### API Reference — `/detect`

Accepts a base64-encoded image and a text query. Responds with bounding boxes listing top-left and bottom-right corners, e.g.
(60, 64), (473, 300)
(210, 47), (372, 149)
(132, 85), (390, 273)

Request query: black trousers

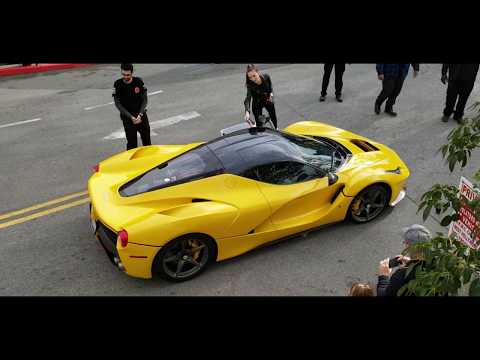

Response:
(375, 76), (405, 111)
(321, 63), (346, 96)
(443, 80), (475, 120)
(252, 100), (278, 129)
(121, 113), (151, 150)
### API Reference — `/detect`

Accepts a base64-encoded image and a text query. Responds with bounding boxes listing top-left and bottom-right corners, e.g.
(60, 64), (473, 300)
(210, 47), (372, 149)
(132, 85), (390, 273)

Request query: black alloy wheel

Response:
(349, 184), (390, 223)
(154, 235), (214, 282)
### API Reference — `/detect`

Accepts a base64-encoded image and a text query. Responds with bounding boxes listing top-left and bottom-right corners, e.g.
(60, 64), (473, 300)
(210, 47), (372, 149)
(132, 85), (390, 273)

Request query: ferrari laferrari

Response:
(88, 121), (409, 281)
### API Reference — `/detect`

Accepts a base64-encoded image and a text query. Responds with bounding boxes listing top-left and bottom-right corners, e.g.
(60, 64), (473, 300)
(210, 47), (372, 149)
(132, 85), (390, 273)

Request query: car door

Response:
(244, 160), (344, 232)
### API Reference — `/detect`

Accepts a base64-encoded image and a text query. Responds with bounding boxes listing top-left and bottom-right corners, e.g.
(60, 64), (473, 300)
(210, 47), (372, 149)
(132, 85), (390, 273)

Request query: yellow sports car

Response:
(88, 121), (409, 281)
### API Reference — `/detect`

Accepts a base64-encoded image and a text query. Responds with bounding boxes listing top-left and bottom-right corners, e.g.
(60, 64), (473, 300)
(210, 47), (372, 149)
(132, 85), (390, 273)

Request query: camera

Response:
(388, 256), (402, 268)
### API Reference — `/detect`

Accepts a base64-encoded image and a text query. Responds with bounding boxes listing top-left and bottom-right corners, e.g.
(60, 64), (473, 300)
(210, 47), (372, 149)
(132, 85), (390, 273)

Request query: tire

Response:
(152, 234), (216, 282)
(348, 184), (390, 223)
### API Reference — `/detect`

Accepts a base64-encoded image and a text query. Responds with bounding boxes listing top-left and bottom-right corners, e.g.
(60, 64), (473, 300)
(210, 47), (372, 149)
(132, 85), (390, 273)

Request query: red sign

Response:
(449, 177), (480, 249)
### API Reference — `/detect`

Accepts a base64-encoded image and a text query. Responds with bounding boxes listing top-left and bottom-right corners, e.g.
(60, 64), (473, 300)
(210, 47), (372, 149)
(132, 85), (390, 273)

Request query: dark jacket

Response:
(377, 260), (424, 296)
(442, 64), (479, 83)
(113, 77), (148, 120)
(244, 73), (273, 113)
(376, 64), (420, 79)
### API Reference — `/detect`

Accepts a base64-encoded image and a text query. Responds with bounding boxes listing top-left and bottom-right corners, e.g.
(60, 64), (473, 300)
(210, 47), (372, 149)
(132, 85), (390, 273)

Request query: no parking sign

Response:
(449, 176), (480, 249)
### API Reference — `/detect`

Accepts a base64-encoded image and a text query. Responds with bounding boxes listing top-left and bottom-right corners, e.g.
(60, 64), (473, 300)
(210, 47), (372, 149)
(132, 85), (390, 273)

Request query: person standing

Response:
(244, 64), (278, 130)
(112, 63), (151, 150)
(374, 64), (419, 116)
(319, 63), (346, 102)
(441, 63), (479, 124)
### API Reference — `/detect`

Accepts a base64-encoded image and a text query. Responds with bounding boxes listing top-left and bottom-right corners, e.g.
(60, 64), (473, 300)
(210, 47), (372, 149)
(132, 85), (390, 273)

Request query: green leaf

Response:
(440, 215), (452, 227)
(448, 157), (456, 172)
(469, 278), (480, 296)
(423, 205), (432, 221)
(441, 145), (448, 158)
(418, 202), (426, 212)
(461, 153), (468, 168)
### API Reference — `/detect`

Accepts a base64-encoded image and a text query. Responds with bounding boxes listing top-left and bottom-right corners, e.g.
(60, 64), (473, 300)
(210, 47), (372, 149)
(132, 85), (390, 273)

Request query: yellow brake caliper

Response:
(351, 198), (362, 214)
(189, 239), (201, 261)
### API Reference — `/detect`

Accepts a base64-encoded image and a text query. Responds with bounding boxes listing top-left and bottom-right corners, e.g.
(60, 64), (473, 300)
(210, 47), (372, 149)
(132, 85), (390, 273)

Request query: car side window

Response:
(119, 145), (223, 196)
(243, 161), (323, 185)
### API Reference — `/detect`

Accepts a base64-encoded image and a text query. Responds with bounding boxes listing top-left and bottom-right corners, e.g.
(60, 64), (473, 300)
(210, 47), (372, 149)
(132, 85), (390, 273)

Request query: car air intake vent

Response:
(350, 139), (379, 152)
(191, 198), (210, 203)
(330, 185), (345, 204)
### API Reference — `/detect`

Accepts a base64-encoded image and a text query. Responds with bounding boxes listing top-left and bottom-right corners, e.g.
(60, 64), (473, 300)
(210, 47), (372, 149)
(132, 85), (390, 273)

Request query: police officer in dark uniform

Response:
(441, 63), (479, 124)
(113, 63), (151, 150)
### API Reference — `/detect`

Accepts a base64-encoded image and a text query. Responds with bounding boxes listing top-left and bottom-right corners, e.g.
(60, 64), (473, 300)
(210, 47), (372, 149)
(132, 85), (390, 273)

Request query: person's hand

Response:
(267, 94), (274, 103)
(245, 111), (255, 127)
(378, 258), (392, 276)
(441, 75), (447, 84)
(131, 115), (139, 124)
(378, 74), (384, 81)
(135, 115), (143, 124)
(397, 255), (411, 265)
(413, 70), (419, 78)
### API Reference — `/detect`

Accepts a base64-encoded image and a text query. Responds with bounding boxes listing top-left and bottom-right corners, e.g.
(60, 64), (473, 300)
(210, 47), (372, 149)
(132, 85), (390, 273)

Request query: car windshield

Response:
(279, 133), (336, 172)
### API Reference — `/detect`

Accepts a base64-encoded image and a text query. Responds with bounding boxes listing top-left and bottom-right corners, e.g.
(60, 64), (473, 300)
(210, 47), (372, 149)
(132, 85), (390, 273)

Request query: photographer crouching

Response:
(377, 224), (432, 296)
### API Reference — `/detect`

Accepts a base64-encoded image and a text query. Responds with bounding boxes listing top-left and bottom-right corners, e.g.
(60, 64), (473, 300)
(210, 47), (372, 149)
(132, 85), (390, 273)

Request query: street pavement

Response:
(0, 63), (479, 295)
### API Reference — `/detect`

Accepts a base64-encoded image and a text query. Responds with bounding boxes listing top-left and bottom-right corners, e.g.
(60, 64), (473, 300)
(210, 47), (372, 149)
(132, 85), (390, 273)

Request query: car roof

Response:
(207, 128), (304, 174)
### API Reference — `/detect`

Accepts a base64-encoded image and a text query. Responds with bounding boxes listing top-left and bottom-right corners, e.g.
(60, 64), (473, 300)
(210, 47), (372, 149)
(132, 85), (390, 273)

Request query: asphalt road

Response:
(0, 64), (479, 295)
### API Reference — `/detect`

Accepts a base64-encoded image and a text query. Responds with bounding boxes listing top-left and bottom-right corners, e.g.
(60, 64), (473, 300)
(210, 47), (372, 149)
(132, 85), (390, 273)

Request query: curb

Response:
(0, 64), (95, 77)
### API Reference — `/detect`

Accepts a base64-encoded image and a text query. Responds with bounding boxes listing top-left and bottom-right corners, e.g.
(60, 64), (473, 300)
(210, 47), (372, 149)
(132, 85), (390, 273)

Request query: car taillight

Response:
(92, 164), (100, 173)
(118, 230), (128, 247)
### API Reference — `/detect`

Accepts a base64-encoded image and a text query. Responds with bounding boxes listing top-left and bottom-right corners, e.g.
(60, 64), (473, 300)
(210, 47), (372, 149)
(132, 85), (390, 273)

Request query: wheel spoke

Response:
(188, 244), (206, 254)
(365, 206), (371, 219)
(164, 255), (177, 263)
(175, 260), (186, 275)
(370, 190), (381, 202)
(185, 258), (200, 267)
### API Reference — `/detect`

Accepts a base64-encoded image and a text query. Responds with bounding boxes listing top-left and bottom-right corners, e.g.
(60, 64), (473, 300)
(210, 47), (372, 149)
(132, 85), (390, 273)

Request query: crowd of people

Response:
(111, 63), (479, 150)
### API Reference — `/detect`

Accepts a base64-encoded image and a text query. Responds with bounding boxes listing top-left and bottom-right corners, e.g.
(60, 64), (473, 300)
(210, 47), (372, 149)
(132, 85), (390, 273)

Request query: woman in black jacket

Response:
(243, 64), (278, 129)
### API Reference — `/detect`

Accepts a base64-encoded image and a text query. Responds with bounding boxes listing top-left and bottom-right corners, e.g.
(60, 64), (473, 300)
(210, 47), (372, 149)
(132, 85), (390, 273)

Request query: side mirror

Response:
(327, 172), (338, 186)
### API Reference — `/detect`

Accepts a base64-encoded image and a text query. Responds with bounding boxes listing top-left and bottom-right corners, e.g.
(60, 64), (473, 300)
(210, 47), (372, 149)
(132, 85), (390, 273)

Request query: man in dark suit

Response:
(375, 64), (419, 116)
(441, 64), (479, 124)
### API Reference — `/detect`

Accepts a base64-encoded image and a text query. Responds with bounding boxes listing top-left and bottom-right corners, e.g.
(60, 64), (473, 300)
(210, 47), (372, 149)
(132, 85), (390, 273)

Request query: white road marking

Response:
(84, 102), (114, 111)
(0, 118), (42, 129)
(103, 111), (201, 140)
(148, 90), (164, 96)
(84, 90), (164, 111)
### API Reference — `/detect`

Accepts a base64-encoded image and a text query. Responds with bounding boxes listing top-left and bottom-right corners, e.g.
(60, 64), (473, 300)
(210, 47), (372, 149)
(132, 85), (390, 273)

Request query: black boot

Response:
(374, 102), (381, 115)
(385, 108), (397, 117)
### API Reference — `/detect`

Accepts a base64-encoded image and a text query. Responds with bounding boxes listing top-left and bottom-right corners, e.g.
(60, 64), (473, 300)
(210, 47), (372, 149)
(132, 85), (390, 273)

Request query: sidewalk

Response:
(0, 64), (95, 77)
